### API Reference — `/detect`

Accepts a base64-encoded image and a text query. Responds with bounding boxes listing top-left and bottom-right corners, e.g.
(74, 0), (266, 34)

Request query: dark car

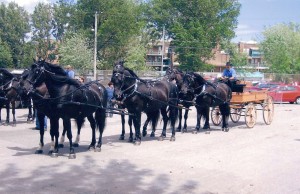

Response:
(268, 85), (300, 104)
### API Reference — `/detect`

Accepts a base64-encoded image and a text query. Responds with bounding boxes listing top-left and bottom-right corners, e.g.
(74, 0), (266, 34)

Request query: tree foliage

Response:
(74, 0), (145, 68)
(0, 2), (30, 68)
(31, 2), (55, 60)
(58, 33), (93, 73)
(0, 38), (13, 68)
(146, 0), (240, 71)
(260, 23), (300, 74)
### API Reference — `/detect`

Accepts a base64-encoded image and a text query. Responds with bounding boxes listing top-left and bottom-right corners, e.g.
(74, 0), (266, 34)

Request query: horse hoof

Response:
(95, 147), (101, 152)
(58, 144), (64, 148)
(35, 150), (43, 154)
(3, 123), (8, 126)
(205, 131), (211, 134)
(119, 136), (125, 140)
(150, 132), (155, 137)
(176, 129), (181, 132)
(192, 130), (198, 134)
(128, 137), (134, 142)
(68, 153), (76, 159)
(142, 130), (147, 137)
(134, 140), (141, 146)
(51, 153), (59, 158)
(88, 146), (95, 151)
(203, 126), (210, 130)
(73, 143), (79, 147)
(170, 137), (176, 141)
(158, 136), (164, 141)
(12, 124), (16, 127)
(224, 128), (229, 132)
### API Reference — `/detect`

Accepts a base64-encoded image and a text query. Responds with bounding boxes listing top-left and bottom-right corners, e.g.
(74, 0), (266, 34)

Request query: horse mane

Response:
(192, 72), (207, 84)
(124, 67), (139, 79)
(42, 61), (67, 76)
(39, 61), (80, 87)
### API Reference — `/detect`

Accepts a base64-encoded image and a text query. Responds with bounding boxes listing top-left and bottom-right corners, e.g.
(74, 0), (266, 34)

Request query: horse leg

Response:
(220, 104), (230, 132)
(132, 112), (142, 145)
(149, 110), (160, 137)
(73, 116), (85, 147)
(63, 118), (75, 159)
(176, 109), (182, 132)
(86, 115), (96, 150)
(169, 106), (178, 142)
(182, 109), (189, 133)
(95, 108), (106, 152)
(11, 101), (16, 126)
(203, 107), (210, 130)
(0, 107), (2, 125)
(27, 100), (34, 123)
(194, 107), (202, 133)
(35, 113), (46, 154)
(50, 117), (60, 157)
(142, 114), (151, 137)
(4, 102), (10, 126)
(158, 108), (168, 141)
(119, 112), (125, 140)
(58, 127), (67, 148)
(128, 115), (134, 142)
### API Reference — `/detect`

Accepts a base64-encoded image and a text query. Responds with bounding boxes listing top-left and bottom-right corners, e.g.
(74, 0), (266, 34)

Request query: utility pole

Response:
(161, 26), (165, 72)
(93, 11), (98, 80)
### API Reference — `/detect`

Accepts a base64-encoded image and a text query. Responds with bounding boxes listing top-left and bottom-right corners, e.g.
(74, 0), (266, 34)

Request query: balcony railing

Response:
(147, 51), (163, 55)
(146, 62), (164, 66)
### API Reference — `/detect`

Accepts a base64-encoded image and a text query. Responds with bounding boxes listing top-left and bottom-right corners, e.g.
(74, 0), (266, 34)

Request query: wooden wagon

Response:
(211, 84), (274, 128)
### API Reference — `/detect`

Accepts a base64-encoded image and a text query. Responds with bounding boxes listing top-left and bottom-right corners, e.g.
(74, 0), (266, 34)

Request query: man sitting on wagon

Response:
(221, 62), (237, 90)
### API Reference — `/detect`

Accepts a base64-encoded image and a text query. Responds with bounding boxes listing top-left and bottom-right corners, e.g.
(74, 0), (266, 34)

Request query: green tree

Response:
(260, 23), (300, 73)
(0, 38), (13, 68)
(124, 37), (149, 71)
(58, 33), (93, 73)
(52, 0), (76, 42)
(223, 42), (247, 69)
(146, 0), (240, 71)
(31, 2), (55, 60)
(74, 0), (145, 69)
(0, 2), (30, 68)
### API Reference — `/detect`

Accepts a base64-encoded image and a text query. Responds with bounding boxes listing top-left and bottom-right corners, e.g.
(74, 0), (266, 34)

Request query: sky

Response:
(234, 0), (300, 42)
(0, 0), (299, 43)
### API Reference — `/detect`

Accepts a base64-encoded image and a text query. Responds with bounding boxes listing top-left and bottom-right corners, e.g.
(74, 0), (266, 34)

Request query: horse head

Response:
(111, 61), (138, 99)
(180, 72), (196, 95)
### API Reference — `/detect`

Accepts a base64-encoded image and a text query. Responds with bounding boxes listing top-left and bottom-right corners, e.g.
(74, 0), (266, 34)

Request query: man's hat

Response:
(226, 62), (232, 66)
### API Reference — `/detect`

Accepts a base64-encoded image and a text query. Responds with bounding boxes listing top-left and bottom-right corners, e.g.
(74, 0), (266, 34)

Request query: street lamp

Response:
(93, 11), (98, 80)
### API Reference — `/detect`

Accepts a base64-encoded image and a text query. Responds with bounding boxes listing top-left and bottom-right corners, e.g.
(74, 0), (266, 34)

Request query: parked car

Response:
(248, 82), (284, 91)
(268, 85), (300, 104)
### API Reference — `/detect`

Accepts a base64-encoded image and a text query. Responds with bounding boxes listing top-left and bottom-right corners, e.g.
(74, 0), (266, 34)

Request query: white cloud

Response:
(0, 0), (50, 13)
(235, 24), (260, 36)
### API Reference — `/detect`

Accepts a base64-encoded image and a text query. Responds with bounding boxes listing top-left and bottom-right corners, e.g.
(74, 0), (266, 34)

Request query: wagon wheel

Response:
(244, 103), (257, 128)
(230, 107), (242, 123)
(263, 95), (274, 125)
(211, 107), (222, 126)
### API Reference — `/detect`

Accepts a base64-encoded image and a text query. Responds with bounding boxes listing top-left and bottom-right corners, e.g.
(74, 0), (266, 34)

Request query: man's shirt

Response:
(222, 68), (236, 79)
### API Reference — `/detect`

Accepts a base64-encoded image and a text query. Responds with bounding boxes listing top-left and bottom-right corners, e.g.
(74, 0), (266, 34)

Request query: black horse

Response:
(111, 61), (178, 145)
(180, 72), (232, 132)
(18, 69), (35, 123)
(24, 60), (107, 158)
(0, 68), (20, 126)
(165, 67), (207, 133)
